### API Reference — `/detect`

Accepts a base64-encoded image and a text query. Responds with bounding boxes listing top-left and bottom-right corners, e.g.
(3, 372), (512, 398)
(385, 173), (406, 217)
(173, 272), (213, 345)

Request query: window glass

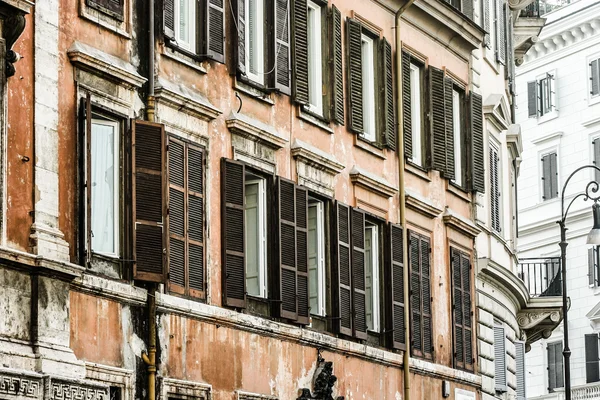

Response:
(245, 177), (267, 297)
(452, 89), (462, 187)
(246, 0), (264, 83)
(308, 199), (325, 316)
(410, 64), (422, 166)
(176, 0), (195, 51)
(361, 34), (376, 142)
(307, 2), (323, 116)
(365, 222), (379, 332)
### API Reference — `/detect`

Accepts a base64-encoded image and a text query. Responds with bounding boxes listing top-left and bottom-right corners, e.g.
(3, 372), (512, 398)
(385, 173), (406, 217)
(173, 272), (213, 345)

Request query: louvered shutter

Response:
(494, 325), (507, 392)
(592, 59), (600, 96)
(187, 145), (205, 297)
(236, 0), (246, 74)
(463, 0), (474, 20)
(402, 51), (412, 160)
(335, 202), (353, 336)
(387, 223), (406, 350)
(87, 0), (124, 20)
(444, 77), (455, 180)
(274, 0), (291, 94)
(221, 158), (246, 308)
(206, 0), (225, 63)
(452, 249), (465, 368)
(589, 247), (596, 286)
(351, 208), (367, 340)
(296, 186), (309, 325)
(168, 138), (186, 293)
(490, 147), (500, 232)
(549, 152), (558, 199)
(483, 0), (491, 48)
(409, 232), (421, 355)
(164, 0), (175, 39)
(527, 81), (538, 118)
(461, 252), (473, 370)
(421, 236), (433, 359)
(516, 341), (527, 400)
(555, 341), (565, 388)
(471, 93), (485, 193)
(548, 342), (557, 391)
(347, 18), (363, 134)
(292, 0), (309, 105)
(132, 121), (165, 282)
(79, 94), (92, 266)
(430, 67), (447, 174)
(495, 0), (506, 64)
(331, 6), (344, 125)
(278, 177), (298, 320)
(593, 138), (600, 183)
(586, 334), (600, 383)
(382, 39), (395, 150)
(542, 154), (551, 200)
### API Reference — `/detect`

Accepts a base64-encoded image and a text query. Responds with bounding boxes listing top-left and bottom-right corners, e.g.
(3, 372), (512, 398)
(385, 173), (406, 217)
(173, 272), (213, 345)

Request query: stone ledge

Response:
(155, 78), (221, 121)
(442, 207), (481, 238)
(226, 112), (287, 150)
(0, 246), (84, 279)
(72, 273), (148, 306)
(291, 139), (344, 176)
(349, 166), (397, 198)
(406, 189), (443, 219)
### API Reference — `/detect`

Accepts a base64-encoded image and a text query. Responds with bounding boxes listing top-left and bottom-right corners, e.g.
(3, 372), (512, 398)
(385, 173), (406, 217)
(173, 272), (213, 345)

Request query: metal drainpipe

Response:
(146, 0), (156, 122)
(395, 2), (416, 399)
(142, 290), (157, 400)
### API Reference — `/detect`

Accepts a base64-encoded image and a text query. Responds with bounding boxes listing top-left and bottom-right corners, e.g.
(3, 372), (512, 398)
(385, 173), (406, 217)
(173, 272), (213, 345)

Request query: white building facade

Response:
(516, 1), (600, 398)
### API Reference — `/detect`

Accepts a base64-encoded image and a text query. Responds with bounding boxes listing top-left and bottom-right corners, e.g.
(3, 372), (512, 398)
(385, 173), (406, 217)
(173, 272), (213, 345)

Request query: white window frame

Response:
(308, 200), (326, 317)
(306, 1), (323, 117)
(361, 34), (376, 142)
(452, 89), (463, 187)
(174, 0), (196, 52)
(89, 118), (120, 258)
(245, 177), (268, 298)
(245, 0), (264, 85)
(410, 63), (423, 166)
(535, 70), (558, 123)
(365, 222), (380, 333)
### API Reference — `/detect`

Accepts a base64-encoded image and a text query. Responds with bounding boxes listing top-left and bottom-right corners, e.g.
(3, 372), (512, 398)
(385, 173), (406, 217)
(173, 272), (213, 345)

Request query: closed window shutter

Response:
(555, 341), (565, 388)
(351, 208), (367, 340)
(548, 342), (557, 391)
(430, 67), (447, 174)
(335, 202), (353, 336)
(168, 139), (186, 292)
(236, 0), (246, 74)
(452, 249), (465, 368)
(541, 153), (552, 200)
(402, 51), (412, 160)
(586, 334), (600, 383)
(381, 39), (395, 150)
(490, 147), (500, 231)
(278, 177), (298, 320)
(471, 93), (485, 193)
(346, 18), (363, 134)
(206, 0), (225, 63)
(589, 247), (596, 286)
(495, 0), (506, 64)
(463, 0), (474, 19)
(274, 0), (291, 94)
(87, 0), (124, 20)
(494, 324), (507, 392)
(164, 0), (175, 39)
(387, 223), (406, 350)
(296, 186), (309, 325)
(187, 145), (205, 296)
(132, 121), (165, 282)
(527, 81), (538, 118)
(593, 138), (600, 183)
(221, 158), (247, 308)
(421, 236), (433, 359)
(461, 252), (473, 370)
(444, 77), (455, 180)
(592, 59), (600, 96)
(550, 152), (558, 198)
(483, 0), (491, 48)
(409, 232), (422, 355)
(516, 341), (527, 400)
(331, 6), (344, 125)
(292, 0), (309, 105)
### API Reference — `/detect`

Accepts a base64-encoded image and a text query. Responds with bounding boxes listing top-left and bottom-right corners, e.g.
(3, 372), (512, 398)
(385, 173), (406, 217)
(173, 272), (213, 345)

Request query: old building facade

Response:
(0, 0), (552, 399)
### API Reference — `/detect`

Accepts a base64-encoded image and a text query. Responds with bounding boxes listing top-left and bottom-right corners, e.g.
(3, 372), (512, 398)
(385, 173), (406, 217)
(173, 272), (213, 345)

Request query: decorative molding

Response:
(531, 130), (563, 145)
(0, 245), (84, 279)
(237, 391), (277, 400)
(292, 139), (344, 197)
(514, 17), (546, 66)
(516, 310), (560, 329)
(582, 115), (600, 127)
(297, 355), (343, 400)
(72, 274), (147, 305)
(2, 13), (26, 77)
(483, 94), (511, 131)
(155, 78), (221, 121)
(508, 0), (535, 11)
(67, 41), (146, 88)
(50, 379), (109, 400)
(405, 189), (443, 218)
(349, 166), (397, 198)
(226, 112), (287, 150)
(160, 378), (211, 400)
(506, 124), (523, 159)
(0, 370), (42, 399)
(442, 208), (481, 238)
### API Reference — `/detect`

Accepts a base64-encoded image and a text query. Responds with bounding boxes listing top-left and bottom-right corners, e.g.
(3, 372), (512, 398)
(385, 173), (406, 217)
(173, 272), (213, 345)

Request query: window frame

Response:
(174, 0), (196, 52)
(308, 197), (327, 318)
(305, 0), (324, 117)
(244, 174), (269, 299)
(244, 0), (265, 85)
(364, 221), (381, 333)
(409, 62), (424, 167)
(360, 33), (377, 143)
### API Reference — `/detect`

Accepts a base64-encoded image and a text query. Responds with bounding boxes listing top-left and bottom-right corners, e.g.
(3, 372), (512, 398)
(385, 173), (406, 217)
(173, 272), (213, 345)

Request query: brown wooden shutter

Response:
(461, 251), (474, 370)
(409, 231), (422, 355)
(206, 0), (226, 63)
(187, 145), (205, 297)
(168, 138), (186, 293)
(593, 138), (600, 183)
(386, 223), (406, 350)
(452, 248), (465, 369)
(430, 66), (446, 174)
(78, 94), (92, 266)
(382, 39), (395, 151)
(351, 208), (367, 340)
(402, 51), (412, 160)
(347, 18), (363, 134)
(483, 0), (491, 48)
(296, 186), (309, 325)
(592, 59), (600, 96)
(334, 202), (353, 336)
(86, 0), (124, 20)
(292, 0), (309, 105)
(421, 235), (433, 359)
(331, 6), (344, 125)
(132, 120), (165, 282)
(444, 77), (455, 180)
(164, 0), (175, 39)
(274, 0), (291, 94)
(471, 93), (485, 193)
(278, 177), (298, 320)
(221, 158), (247, 308)
(236, 0), (246, 75)
(527, 81), (538, 118)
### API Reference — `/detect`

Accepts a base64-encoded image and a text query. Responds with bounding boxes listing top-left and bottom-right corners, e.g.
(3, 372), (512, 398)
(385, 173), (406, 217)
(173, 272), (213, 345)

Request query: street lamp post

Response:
(558, 165), (600, 400)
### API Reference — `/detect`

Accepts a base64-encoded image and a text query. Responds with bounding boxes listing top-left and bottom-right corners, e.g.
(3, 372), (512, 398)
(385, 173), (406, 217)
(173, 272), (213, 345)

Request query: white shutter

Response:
(494, 324), (507, 392)
(516, 341), (527, 400)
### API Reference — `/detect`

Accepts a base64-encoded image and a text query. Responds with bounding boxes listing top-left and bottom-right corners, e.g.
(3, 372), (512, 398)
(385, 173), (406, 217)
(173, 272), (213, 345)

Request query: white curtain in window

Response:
(91, 123), (116, 255)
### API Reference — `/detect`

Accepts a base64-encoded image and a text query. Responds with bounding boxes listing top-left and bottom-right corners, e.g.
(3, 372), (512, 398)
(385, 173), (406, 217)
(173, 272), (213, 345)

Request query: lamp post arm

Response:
(560, 164), (600, 222)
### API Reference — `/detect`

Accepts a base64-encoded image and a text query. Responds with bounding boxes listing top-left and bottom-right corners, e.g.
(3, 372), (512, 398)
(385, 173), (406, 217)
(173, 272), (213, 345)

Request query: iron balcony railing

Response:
(517, 257), (562, 297)
(520, 0), (540, 17)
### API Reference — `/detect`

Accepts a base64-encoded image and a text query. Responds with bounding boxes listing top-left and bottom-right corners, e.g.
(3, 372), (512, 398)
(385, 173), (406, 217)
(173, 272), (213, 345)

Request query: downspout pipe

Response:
(395, 2), (416, 400)
(146, 0), (156, 122)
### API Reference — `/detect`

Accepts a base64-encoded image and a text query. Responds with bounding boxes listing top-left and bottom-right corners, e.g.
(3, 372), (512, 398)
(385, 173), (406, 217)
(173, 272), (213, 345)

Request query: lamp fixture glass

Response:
(587, 203), (600, 245)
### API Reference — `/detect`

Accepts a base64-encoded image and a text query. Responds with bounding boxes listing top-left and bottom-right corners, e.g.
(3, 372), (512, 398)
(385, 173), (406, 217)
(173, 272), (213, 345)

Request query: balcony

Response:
(531, 382), (600, 399)
(513, 0), (547, 65)
(518, 257), (562, 297)
(520, 0), (540, 17)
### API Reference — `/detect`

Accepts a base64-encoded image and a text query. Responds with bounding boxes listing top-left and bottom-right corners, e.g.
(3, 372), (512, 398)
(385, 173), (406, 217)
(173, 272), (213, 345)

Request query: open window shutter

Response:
(87, 0), (124, 20)
(347, 18), (363, 134)
(274, 0), (291, 94)
(527, 81), (538, 118)
(387, 223), (406, 350)
(409, 231), (422, 355)
(206, 0), (226, 63)
(382, 39), (395, 150)
(444, 77), (455, 180)
(132, 121), (165, 282)
(421, 236), (433, 359)
(548, 73), (555, 111)
(589, 247), (596, 286)
(79, 94), (92, 266)
(542, 154), (551, 200)
(586, 334), (600, 383)
(463, 0), (474, 19)
(548, 342), (557, 391)
(483, 0), (491, 48)
(471, 93), (485, 193)
(490, 147), (500, 231)
(187, 145), (205, 297)
(236, 0), (246, 74)
(494, 0), (505, 64)
(331, 5), (344, 125)
(292, 0), (309, 104)
(591, 59), (600, 96)
(593, 138), (600, 183)
(430, 67), (446, 174)
(500, 0), (507, 65)
(168, 138), (186, 293)
(351, 208), (367, 340)
(555, 342), (565, 388)
(402, 51), (412, 159)
(550, 152), (558, 198)
(335, 202), (353, 336)
(296, 186), (309, 325)
(494, 325), (507, 392)
(516, 341), (527, 400)
(278, 177), (298, 320)
(452, 248), (465, 369)
(164, 0), (175, 39)
(221, 158), (246, 308)
(462, 252), (473, 370)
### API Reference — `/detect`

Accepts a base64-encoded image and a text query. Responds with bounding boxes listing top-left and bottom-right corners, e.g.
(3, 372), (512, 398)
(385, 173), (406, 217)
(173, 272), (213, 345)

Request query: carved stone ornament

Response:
(297, 353), (344, 400)
(2, 13), (26, 77)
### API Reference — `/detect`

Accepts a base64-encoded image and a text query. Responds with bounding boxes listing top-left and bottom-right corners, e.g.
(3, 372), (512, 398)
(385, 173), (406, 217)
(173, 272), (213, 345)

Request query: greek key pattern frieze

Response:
(50, 381), (109, 400)
(0, 375), (42, 398)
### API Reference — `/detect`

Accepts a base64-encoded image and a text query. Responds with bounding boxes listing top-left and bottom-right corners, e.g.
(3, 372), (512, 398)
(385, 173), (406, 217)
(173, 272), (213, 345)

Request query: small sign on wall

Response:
(455, 388), (476, 400)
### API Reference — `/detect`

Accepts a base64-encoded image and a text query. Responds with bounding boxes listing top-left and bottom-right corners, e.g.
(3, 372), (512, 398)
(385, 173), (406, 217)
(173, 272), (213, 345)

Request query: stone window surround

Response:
(85, 363), (134, 400)
(291, 139), (343, 198)
(160, 377), (211, 400)
(79, 0), (132, 39)
(236, 391), (278, 400)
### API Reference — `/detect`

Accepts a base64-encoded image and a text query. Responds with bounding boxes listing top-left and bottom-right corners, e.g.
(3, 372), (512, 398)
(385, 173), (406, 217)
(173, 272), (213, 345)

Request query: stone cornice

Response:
(349, 166), (398, 198)
(0, 246), (84, 280)
(406, 189), (443, 219)
(442, 208), (481, 238)
(155, 78), (222, 121)
(506, 124), (523, 159)
(226, 112), (288, 150)
(71, 273), (148, 306)
(291, 139), (344, 176)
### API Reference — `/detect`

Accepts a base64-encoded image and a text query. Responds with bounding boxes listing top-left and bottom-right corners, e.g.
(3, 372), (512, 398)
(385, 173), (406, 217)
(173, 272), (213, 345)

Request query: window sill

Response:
(354, 136), (386, 160)
(161, 45), (207, 74)
(297, 108), (333, 134)
(537, 110), (559, 125)
(234, 78), (275, 105)
(405, 161), (431, 182)
(589, 94), (600, 107)
(447, 181), (471, 203)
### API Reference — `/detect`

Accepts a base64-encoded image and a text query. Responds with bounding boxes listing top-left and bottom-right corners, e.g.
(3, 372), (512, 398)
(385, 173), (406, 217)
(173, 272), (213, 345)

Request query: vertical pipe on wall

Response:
(142, 289), (157, 400)
(146, 0), (156, 122)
